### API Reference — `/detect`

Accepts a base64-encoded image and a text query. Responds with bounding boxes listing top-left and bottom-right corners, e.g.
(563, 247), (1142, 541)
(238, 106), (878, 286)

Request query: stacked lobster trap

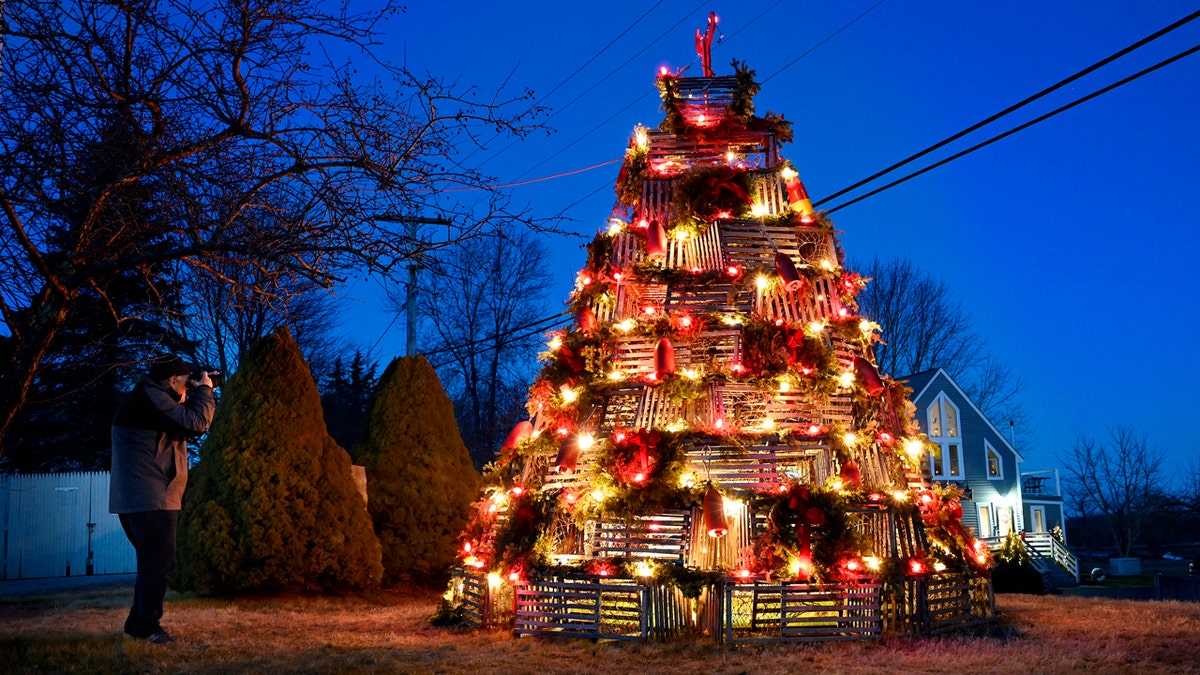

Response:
(447, 60), (995, 643)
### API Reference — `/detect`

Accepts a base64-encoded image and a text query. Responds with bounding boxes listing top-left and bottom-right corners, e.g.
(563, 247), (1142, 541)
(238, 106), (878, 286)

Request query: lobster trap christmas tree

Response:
(449, 36), (994, 643)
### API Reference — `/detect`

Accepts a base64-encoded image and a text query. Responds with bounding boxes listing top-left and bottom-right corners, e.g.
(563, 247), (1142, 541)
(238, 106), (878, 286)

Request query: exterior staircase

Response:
(1024, 532), (1080, 586)
(985, 532), (1080, 588)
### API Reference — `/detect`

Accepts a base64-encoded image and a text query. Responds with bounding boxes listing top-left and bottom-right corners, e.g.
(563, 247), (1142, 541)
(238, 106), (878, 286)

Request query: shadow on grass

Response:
(1, 635), (141, 675)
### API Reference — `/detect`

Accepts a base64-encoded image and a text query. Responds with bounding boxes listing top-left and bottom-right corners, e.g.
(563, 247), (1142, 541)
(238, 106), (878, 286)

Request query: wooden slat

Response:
(515, 577), (649, 640)
(645, 130), (779, 176)
(754, 276), (845, 326)
(724, 581), (883, 644)
(685, 440), (831, 491)
(592, 511), (691, 562)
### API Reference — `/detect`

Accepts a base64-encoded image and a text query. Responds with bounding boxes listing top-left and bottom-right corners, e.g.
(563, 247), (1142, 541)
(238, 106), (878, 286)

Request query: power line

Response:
(814, 7), (1200, 208)
(521, 2), (795, 214)
(823, 40), (1200, 214)
(460, 1), (669, 169)
(426, 311), (573, 370)
(511, 1), (798, 183)
(497, 1), (711, 181)
(431, 158), (622, 193)
(762, 0), (889, 85)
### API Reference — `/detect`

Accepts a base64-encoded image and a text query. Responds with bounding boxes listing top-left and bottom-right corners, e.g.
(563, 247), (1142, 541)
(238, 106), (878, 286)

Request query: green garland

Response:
(592, 430), (703, 518)
(730, 60), (760, 121)
(747, 111), (794, 144)
(616, 137), (649, 207)
(656, 74), (685, 134)
(490, 490), (556, 572)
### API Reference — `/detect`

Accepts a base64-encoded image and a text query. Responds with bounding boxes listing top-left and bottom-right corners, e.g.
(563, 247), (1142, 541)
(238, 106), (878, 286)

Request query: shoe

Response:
(125, 629), (176, 644)
(146, 630), (176, 644)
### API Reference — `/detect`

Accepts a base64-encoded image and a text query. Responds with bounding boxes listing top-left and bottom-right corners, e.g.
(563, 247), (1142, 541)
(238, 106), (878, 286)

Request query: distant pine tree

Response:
(357, 355), (480, 585)
(320, 349), (377, 460)
(176, 326), (382, 594)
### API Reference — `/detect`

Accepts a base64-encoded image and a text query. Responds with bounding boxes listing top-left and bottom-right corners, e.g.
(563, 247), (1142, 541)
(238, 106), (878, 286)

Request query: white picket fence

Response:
(0, 471), (136, 580)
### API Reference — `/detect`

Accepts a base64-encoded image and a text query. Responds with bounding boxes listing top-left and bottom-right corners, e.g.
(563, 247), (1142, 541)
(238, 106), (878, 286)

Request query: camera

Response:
(190, 368), (224, 388)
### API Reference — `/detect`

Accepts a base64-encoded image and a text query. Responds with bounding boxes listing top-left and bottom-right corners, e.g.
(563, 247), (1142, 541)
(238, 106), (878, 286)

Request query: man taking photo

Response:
(110, 355), (217, 644)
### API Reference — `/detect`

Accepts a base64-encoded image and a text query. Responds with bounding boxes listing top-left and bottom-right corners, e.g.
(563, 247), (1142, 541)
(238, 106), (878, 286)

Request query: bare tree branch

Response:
(0, 0), (552, 454)
(1060, 424), (1165, 557)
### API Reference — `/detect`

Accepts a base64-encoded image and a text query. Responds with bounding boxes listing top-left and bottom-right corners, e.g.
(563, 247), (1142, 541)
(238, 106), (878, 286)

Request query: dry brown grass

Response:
(2, 582), (1199, 674)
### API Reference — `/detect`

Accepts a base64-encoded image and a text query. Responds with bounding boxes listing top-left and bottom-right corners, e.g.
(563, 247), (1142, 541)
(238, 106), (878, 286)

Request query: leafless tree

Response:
(852, 256), (1028, 435)
(1183, 454), (1200, 511)
(398, 224), (557, 467)
(1060, 425), (1164, 557)
(176, 262), (344, 381)
(854, 256), (984, 378)
(0, 0), (547, 455)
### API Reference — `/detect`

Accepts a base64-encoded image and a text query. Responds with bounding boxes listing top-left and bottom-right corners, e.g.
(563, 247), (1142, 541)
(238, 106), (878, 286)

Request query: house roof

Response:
(900, 367), (1025, 464)
(898, 368), (939, 398)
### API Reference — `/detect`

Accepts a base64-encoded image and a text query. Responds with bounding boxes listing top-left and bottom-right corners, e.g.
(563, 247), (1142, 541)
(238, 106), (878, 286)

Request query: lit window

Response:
(986, 442), (1003, 480)
(926, 394), (963, 480)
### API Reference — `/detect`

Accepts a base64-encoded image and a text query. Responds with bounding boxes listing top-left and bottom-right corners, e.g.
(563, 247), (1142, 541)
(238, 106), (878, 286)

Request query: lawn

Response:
(1, 581), (1198, 674)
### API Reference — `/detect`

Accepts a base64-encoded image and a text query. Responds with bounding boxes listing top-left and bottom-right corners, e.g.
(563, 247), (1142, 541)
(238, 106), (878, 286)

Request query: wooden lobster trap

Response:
(722, 579), (884, 644)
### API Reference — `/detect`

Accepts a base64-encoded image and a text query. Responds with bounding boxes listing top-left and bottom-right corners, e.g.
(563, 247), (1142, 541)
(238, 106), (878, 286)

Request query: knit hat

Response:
(148, 355), (190, 381)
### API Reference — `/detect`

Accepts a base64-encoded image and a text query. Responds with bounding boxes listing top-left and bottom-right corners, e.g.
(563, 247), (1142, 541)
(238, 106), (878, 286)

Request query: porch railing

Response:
(1024, 532), (1080, 583)
(984, 533), (1080, 585)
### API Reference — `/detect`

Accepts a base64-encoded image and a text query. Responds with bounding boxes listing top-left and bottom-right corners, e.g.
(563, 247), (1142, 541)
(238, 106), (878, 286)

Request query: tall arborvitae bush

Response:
(357, 355), (480, 585)
(177, 326), (382, 594)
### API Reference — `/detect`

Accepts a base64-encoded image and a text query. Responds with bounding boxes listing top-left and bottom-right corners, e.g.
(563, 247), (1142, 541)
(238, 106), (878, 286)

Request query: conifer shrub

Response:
(176, 327), (383, 594)
(356, 355), (480, 585)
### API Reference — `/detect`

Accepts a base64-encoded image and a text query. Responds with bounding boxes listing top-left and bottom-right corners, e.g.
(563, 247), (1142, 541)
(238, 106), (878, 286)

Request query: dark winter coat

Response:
(110, 377), (215, 513)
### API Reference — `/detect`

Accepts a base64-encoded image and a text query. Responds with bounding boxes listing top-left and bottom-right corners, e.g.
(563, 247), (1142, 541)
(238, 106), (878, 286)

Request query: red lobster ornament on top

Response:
(695, 12), (718, 77)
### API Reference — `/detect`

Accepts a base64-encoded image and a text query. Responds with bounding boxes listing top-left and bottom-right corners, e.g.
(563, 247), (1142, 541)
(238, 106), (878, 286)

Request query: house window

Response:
(978, 505), (993, 538)
(986, 442), (1003, 480)
(927, 394), (963, 480)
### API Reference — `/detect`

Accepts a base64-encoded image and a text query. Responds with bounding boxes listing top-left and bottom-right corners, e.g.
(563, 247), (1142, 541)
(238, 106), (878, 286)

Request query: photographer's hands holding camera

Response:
(189, 371), (217, 389)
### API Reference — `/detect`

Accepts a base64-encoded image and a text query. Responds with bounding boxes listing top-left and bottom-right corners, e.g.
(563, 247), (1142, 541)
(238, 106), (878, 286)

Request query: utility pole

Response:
(376, 214), (451, 356)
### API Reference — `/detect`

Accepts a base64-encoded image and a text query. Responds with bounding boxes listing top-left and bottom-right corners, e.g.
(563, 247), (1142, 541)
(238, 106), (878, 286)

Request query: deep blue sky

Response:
(339, 1), (1200, 477)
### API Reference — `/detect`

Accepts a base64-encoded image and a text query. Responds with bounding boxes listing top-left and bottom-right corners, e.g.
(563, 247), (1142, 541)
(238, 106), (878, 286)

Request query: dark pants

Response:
(118, 510), (179, 637)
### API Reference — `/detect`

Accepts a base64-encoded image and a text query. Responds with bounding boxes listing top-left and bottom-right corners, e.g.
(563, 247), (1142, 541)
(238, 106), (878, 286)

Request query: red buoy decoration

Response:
(500, 420), (533, 454)
(654, 337), (675, 377)
(853, 356), (886, 396)
(646, 219), (668, 260)
(555, 437), (580, 473)
(704, 485), (729, 538)
(785, 176), (815, 221)
(774, 251), (805, 293)
(576, 306), (596, 333)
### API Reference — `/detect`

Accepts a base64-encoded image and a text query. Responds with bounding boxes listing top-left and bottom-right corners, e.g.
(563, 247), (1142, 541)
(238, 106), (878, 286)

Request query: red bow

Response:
(703, 167), (750, 205)
(787, 486), (826, 565)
